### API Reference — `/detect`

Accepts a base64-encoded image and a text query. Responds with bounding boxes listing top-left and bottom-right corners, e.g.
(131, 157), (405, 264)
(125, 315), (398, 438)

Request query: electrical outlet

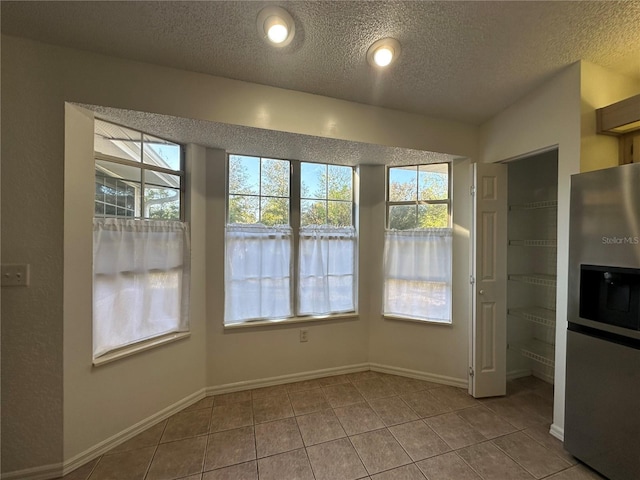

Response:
(299, 329), (308, 343)
(1, 264), (30, 287)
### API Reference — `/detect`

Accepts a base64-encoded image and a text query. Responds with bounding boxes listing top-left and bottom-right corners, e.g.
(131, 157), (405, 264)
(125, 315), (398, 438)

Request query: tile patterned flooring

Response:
(59, 372), (606, 480)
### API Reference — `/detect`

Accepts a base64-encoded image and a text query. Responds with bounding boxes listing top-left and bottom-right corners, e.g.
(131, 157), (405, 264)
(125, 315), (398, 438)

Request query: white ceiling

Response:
(3, 1), (640, 125)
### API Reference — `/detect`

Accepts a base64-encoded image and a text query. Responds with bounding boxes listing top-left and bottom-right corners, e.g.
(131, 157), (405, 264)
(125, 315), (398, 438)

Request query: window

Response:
(383, 163), (452, 323)
(92, 120), (190, 361)
(94, 119), (183, 220)
(225, 155), (356, 325)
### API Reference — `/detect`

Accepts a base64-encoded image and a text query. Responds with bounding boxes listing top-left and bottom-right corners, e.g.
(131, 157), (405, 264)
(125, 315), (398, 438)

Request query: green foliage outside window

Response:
(228, 155), (353, 227)
(387, 164), (449, 230)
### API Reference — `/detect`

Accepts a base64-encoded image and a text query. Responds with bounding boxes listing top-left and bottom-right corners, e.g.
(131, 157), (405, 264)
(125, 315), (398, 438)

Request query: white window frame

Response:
(383, 162), (453, 324)
(224, 154), (358, 327)
(92, 120), (190, 365)
(94, 119), (185, 221)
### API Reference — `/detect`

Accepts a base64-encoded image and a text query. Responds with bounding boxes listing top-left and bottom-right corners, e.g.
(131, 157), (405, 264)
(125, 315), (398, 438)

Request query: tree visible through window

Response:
(228, 156), (290, 225)
(388, 163), (449, 229)
(225, 155), (356, 324)
(301, 163), (352, 226)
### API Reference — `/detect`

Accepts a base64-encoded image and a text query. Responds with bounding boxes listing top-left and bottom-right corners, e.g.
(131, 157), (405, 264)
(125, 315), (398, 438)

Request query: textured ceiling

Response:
(3, 1), (640, 125)
(83, 104), (458, 166)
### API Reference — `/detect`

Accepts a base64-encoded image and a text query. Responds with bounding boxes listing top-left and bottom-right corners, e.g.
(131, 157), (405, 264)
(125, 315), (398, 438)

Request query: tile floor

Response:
(59, 372), (606, 480)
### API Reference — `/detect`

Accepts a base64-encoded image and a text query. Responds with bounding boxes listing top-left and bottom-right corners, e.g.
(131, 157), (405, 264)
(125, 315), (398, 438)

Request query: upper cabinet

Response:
(596, 93), (640, 165)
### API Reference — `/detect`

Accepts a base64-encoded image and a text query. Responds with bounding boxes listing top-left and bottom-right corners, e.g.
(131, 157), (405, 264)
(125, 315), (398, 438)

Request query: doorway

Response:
(506, 150), (558, 385)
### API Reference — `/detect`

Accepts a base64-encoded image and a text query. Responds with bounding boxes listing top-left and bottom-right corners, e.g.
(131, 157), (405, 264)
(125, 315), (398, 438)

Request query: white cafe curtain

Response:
(383, 228), (452, 322)
(298, 225), (356, 316)
(93, 219), (191, 358)
(225, 224), (293, 324)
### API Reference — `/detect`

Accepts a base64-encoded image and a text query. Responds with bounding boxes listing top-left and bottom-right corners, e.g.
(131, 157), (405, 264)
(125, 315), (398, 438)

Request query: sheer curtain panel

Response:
(298, 226), (356, 316)
(93, 219), (191, 358)
(383, 228), (452, 322)
(225, 224), (293, 324)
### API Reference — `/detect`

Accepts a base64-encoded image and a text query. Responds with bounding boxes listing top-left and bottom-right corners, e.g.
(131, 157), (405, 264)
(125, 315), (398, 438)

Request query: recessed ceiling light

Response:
(367, 38), (401, 68)
(257, 6), (295, 47)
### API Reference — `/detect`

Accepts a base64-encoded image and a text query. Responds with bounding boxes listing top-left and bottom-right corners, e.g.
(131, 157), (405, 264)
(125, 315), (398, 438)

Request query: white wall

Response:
(1, 34), (479, 474)
(63, 105), (208, 463)
(480, 62), (582, 438)
(580, 61), (640, 172)
(367, 159), (472, 385)
(203, 152), (370, 388)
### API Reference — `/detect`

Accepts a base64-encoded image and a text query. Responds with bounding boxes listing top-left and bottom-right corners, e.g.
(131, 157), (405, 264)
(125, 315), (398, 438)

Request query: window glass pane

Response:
(229, 155), (259, 195)
(328, 165), (352, 201)
(96, 160), (142, 182)
(301, 199), (327, 226)
(328, 201), (352, 226)
(144, 187), (180, 220)
(389, 205), (417, 230)
(145, 171), (181, 189)
(143, 134), (181, 171)
(94, 119), (142, 162)
(261, 158), (290, 197)
(228, 195), (259, 224)
(418, 164), (448, 200)
(95, 178), (106, 204)
(95, 168), (140, 218)
(261, 197), (289, 226)
(418, 204), (449, 228)
(301, 163), (326, 200)
(389, 166), (417, 201)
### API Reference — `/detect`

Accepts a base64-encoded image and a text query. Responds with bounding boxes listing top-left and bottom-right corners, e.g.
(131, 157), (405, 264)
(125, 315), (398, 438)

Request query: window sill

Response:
(92, 331), (191, 367)
(383, 314), (452, 326)
(224, 313), (359, 330)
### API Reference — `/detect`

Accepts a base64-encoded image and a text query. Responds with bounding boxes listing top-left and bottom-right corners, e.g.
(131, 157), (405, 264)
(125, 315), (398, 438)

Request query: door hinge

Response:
(470, 185), (476, 196)
(469, 367), (475, 377)
(469, 275), (475, 285)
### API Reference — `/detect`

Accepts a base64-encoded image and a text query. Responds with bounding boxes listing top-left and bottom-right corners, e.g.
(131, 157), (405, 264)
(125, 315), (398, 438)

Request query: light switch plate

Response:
(1, 264), (30, 287)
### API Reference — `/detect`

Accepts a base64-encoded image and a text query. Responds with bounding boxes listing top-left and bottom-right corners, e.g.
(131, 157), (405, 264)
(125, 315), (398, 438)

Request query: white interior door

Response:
(469, 162), (508, 398)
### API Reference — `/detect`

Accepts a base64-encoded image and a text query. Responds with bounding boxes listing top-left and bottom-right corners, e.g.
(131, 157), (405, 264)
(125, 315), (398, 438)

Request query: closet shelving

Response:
(509, 200), (558, 211)
(508, 239), (557, 247)
(520, 339), (556, 368)
(507, 306), (556, 328)
(508, 273), (557, 288)
(507, 157), (557, 383)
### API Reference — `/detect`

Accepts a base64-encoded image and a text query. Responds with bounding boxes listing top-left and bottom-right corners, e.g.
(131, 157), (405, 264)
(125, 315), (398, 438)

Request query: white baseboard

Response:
(205, 363), (370, 396)
(549, 423), (564, 442)
(61, 388), (206, 477)
(4, 362), (465, 480)
(370, 363), (468, 388)
(1, 463), (62, 480)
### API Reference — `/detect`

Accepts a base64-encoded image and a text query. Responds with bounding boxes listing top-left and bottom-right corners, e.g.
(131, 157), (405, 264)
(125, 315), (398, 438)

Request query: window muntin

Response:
(301, 163), (353, 226)
(228, 155), (290, 226)
(225, 155), (356, 325)
(94, 119), (184, 221)
(387, 163), (450, 229)
(384, 163), (452, 323)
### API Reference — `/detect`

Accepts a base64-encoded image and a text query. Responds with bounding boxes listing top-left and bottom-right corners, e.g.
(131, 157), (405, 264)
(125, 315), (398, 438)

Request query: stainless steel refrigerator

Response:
(566, 162), (640, 480)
